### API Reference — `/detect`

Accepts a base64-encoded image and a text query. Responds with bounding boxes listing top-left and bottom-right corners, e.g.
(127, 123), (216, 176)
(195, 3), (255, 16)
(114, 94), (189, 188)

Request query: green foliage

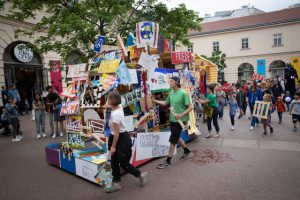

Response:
(2, 0), (202, 61)
(202, 50), (227, 69)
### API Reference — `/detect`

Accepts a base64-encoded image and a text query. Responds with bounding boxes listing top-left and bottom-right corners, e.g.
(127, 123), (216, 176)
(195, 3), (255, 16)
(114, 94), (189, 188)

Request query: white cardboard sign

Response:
(124, 116), (134, 132)
(128, 69), (138, 84)
(136, 132), (176, 161)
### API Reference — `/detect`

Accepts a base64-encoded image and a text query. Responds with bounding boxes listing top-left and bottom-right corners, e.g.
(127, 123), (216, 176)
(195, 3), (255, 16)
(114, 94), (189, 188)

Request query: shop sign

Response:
(14, 44), (33, 63)
(171, 51), (193, 64)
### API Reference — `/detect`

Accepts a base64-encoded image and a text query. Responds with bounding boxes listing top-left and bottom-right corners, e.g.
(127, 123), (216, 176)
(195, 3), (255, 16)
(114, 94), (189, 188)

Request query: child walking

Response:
(106, 91), (148, 193)
(283, 91), (292, 112)
(32, 93), (46, 139)
(290, 92), (300, 132)
(236, 85), (246, 118)
(262, 94), (274, 136)
(273, 96), (286, 124)
(228, 94), (239, 130)
(5, 96), (22, 142)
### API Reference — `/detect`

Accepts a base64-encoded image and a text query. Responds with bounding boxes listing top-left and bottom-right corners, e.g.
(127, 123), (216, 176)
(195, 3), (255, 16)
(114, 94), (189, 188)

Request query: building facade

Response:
(183, 7), (300, 83)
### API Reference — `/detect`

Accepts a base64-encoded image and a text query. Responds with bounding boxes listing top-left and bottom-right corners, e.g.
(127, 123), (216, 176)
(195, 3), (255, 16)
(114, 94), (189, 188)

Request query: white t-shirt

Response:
(291, 99), (300, 115)
(109, 105), (127, 135)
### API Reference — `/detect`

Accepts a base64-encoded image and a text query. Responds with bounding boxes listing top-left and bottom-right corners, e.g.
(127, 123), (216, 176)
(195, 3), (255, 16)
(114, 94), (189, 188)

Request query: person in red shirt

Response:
(273, 96), (286, 124)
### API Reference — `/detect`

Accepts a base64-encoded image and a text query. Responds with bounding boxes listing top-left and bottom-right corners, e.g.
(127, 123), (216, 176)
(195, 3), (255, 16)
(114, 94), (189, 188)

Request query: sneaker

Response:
(60, 132), (64, 137)
(42, 133), (47, 138)
(293, 127), (297, 132)
(156, 161), (171, 169)
(249, 126), (254, 131)
(180, 150), (191, 160)
(12, 137), (21, 142)
(205, 134), (212, 138)
(17, 135), (23, 140)
(52, 134), (56, 139)
(231, 126), (235, 131)
(270, 127), (274, 134)
(105, 182), (122, 193)
(139, 172), (149, 187)
(213, 134), (220, 138)
(37, 134), (41, 139)
(262, 132), (267, 137)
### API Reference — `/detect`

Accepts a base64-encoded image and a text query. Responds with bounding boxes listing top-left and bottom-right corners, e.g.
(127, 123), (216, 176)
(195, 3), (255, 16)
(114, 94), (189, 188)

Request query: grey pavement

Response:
(0, 108), (300, 200)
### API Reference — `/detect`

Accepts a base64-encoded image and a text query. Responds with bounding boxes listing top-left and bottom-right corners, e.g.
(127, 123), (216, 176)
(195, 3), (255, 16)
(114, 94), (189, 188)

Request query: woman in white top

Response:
(105, 91), (148, 193)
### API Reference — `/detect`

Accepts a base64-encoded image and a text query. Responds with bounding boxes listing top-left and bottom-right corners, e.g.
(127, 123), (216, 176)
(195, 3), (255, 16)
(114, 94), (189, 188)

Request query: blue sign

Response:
(94, 35), (106, 53)
(257, 59), (266, 78)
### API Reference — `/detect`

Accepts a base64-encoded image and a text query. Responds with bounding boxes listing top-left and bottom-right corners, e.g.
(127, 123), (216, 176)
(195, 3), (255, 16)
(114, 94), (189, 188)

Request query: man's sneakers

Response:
(105, 182), (122, 193)
(231, 126), (235, 131)
(139, 172), (149, 187)
(12, 137), (21, 142)
(156, 161), (171, 169)
(213, 134), (220, 138)
(42, 133), (47, 138)
(52, 134), (56, 139)
(205, 134), (212, 138)
(249, 126), (254, 131)
(180, 150), (191, 160)
(37, 134), (41, 139)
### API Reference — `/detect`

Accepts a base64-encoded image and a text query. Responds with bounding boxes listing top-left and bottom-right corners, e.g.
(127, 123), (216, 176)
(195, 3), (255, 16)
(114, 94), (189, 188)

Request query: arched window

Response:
(269, 60), (286, 79)
(238, 63), (254, 82)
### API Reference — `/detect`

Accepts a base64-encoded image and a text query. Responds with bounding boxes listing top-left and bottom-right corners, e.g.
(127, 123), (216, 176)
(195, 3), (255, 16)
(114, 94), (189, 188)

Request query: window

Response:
(213, 41), (219, 52)
(241, 38), (249, 49)
(187, 43), (194, 53)
(273, 33), (282, 46)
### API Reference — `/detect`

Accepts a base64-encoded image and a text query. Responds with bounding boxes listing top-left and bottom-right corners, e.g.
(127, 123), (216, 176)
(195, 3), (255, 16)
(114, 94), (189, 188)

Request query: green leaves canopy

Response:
(1, 0), (202, 61)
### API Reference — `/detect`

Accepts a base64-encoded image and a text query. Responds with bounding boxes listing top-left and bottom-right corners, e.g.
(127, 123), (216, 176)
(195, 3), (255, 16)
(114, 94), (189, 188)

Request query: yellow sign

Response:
(98, 59), (120, 73)
(290, 57), (300, 81)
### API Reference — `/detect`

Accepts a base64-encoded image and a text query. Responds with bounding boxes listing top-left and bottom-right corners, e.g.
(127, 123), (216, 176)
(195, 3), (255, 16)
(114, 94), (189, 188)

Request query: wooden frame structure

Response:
(253, 101), (270, 119)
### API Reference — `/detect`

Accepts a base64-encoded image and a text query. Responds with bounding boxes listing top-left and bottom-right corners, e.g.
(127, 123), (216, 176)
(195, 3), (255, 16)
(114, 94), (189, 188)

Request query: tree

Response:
(0, 0), (202, 61)
(202, 50), (227, 82)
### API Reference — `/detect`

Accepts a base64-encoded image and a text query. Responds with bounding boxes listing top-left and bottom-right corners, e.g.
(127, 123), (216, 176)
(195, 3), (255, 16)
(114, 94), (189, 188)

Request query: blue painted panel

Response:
(60, 151), (76, 174)
(257, 59), (266, 78)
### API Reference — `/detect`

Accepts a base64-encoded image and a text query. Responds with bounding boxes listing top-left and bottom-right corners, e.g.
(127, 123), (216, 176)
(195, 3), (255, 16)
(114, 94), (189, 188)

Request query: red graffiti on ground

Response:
(189, 149), (235, 166)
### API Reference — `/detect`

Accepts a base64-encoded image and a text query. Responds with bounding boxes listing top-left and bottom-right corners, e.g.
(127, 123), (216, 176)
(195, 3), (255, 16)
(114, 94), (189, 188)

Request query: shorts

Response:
(292, 114), (300, 123)
(169, 122), (183, 144)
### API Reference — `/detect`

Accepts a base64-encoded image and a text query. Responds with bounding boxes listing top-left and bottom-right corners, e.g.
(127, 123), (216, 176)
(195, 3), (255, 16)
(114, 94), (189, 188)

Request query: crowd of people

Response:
(194, 78), (300, 137)
(0, 85), (65, 142)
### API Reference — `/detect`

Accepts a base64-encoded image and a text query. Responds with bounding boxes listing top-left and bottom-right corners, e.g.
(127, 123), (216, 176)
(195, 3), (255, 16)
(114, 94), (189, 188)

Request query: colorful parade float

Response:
(45, 21), (216, 190)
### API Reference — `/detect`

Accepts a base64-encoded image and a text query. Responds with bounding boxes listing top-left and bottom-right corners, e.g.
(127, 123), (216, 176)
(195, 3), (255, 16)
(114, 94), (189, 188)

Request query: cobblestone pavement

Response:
(0, 108), (300, 200)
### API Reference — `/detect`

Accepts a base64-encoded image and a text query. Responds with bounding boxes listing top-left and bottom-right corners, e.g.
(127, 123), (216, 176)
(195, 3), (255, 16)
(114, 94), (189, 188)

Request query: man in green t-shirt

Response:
(153, 76), (193, 169)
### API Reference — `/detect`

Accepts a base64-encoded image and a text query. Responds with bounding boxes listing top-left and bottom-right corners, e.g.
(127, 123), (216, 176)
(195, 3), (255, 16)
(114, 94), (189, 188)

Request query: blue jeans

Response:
(278, 112), (283, 122)
(35, 110), (45, 134)
(47, 112), (54, 135)
(251, 116), (259, 126)
(218, 102), (224, 118)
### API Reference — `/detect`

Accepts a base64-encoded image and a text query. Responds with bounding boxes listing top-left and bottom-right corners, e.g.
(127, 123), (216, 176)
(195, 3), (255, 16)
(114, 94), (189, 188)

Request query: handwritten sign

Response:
(138, 52), (158, 71)
(100, 74), (117, 90)
(252, 73), (264, 81)
(67, 132), (85, 149)
(128, 69), (138, 84)
(149, 68), (179, 91)
(98, 59), (120, 73)
(67, 63), (86, 78)
(121, 89), (141, 107)
(60, 100), (80, 116)
(136, 132), (176, 161)
(171, 51), (193, 64)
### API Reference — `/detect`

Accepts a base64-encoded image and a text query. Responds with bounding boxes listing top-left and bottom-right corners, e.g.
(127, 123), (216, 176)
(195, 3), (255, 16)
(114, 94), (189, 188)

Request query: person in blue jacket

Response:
(247, 80), (263, 130)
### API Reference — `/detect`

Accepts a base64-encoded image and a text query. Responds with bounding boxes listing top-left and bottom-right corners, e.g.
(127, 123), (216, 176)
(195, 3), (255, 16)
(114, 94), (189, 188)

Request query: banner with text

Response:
(171, 51), (193, 65)
(136, 132), (176, 161)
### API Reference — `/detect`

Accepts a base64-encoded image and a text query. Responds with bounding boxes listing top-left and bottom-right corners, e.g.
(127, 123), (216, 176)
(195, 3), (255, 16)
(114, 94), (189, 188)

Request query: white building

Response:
(203, 5), (264, 23)
(183, 6), (300, 83)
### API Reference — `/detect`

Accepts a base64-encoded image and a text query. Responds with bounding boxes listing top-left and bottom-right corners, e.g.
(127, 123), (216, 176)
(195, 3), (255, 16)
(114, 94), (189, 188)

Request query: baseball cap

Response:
(170, 76), (181, 87)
